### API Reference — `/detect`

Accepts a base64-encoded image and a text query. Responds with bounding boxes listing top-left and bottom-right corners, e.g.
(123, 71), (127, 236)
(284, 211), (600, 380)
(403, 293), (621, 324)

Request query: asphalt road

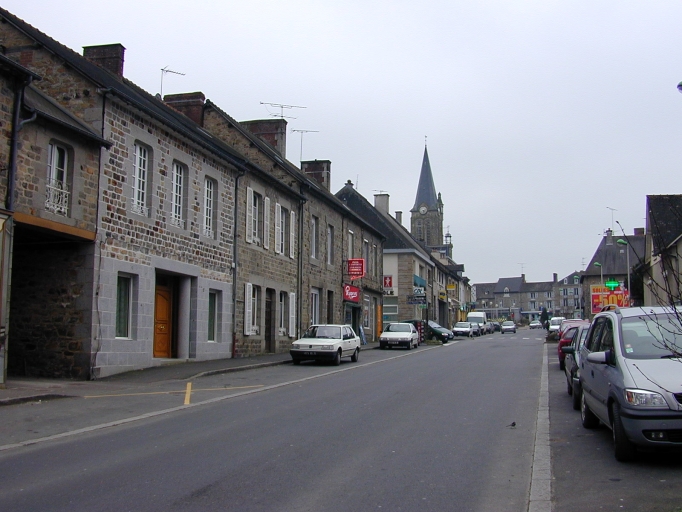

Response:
(0, 333), (544, 512)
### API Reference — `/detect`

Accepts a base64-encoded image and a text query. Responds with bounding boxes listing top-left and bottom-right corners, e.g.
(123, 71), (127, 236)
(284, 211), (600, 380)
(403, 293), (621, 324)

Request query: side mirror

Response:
(561, 346), (575, 355)
(586, 351), (608, 364)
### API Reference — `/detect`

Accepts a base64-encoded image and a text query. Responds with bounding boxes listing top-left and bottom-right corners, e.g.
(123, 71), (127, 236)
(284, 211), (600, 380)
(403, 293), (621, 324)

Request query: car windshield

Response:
(428, 321), (442, 328)
(302, 325), (341, 339)
(620, 314), (682, 360)
(550, 318), (563, 326)
(385, 323), (411, 333)
(455, 322), (470, 328)
(502, 321), (514, 326)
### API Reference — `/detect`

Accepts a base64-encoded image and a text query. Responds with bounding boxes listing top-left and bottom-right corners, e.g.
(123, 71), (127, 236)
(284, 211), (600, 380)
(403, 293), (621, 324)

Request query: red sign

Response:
(590, 285), (630, 314)
(343, 284), (360, 303)
(347, 258), (366, 279)
(383, 275), (393, 288)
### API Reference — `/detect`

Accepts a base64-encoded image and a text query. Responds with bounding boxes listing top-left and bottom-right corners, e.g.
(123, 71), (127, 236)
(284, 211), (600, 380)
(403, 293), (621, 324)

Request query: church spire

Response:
(411, 144), (438, 212)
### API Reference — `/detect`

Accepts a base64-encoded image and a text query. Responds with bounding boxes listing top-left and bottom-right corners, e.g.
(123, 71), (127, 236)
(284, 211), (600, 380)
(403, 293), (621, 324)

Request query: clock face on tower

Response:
(419, 206), (427, 215)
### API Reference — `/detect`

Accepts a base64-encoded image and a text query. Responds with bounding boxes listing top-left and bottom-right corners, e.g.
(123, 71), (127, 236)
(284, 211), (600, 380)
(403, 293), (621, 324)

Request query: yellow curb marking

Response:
(83, 384), (263, 399)
(184, 382), (192, 405)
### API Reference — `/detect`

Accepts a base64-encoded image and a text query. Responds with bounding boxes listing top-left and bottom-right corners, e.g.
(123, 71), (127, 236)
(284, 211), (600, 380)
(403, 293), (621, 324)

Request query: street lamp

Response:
(617, 238), (631, 305)
(594, 262), (603, 285)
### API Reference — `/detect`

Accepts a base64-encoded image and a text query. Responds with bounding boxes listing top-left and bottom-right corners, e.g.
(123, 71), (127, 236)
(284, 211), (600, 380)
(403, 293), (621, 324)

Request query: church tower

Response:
(410, 145), (444, 248)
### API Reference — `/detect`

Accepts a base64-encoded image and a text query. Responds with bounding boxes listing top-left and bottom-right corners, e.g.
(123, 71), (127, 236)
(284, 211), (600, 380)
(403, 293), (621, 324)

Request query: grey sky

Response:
(8, 1), (682, 283)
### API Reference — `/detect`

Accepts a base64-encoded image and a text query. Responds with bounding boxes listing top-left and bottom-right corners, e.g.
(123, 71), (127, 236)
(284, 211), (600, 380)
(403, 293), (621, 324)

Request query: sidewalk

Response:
(0, 342), (380, 406)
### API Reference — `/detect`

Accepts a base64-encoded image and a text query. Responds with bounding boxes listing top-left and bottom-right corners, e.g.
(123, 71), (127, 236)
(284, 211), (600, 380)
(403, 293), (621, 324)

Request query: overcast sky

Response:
(7, 1), (682, 283)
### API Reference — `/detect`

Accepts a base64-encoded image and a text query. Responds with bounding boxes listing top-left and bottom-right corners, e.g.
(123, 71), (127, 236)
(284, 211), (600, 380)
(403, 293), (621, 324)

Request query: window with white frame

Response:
(327, 224), (334, 265)
(574, 298), (580, 308)
(363, 239), (369, 272)
(279, 291), (288, 334)
(203, 178), (216, 238)
(347, 230), (354, 259)
(310, 287), (321, 325)
(246, 187), (264, 245)
(573, 288), (579, 295)
(372, 244), (377, 277)
(244, 283), (261, 335)
(311, 215), (319, 259)
(530, 301), (537, 310)
(275, 203), (289, 255)
(530, 292), (537, 299)
(131, 143), (150, 216)
(563, 298), (569, 307)
(116, 275), (132, 338)
(45, 142), (70, 216)
(574, 276), (580, 285)
(288, 292), (296, 336)
(504, 287), (510, 297)
(170, 162), (186, 228)
(289, 210), (296, 259)
(547, 300), (553, 309)
(363, 294), (370, 328)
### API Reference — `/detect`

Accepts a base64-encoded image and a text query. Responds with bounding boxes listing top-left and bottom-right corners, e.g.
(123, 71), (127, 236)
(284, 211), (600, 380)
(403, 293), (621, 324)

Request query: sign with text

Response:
(347, 258), (366, 279)
(413, 287), (425, 296)
(590, 285), (630, 314)
(343, 283), (361, 303)
(407, 295), (427, 305)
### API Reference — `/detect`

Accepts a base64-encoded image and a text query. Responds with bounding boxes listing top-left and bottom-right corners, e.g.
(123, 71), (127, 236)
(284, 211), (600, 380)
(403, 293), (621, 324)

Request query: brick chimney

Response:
(83, 44), (125, 77)
(164, 92), (206, 125)
(395, 211), (402, 224)
(241, 119), (287, 157)
(553, 273), (557, 283)
(374, 193), (389, 214)
(301, 160), (331, 191)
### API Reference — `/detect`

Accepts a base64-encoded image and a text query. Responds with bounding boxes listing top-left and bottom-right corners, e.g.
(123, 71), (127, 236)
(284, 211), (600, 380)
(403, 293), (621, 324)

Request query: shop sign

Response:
(407, 295), (426, 305)
(383, 275), (393, 288)
(347, 258), (365, 279)
(590, 285), (630, 313)
(343, 283), (361, 303)
(438, 290), (447, 301)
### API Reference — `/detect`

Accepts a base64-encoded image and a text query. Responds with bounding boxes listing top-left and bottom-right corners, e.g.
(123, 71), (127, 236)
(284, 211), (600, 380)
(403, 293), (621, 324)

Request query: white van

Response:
(466, 312), (490, 334)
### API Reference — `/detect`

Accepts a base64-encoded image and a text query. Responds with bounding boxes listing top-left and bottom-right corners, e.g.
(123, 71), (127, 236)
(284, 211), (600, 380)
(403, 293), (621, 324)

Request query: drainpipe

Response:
(297, 195), (305, 338)
(231, 169), (246, 358)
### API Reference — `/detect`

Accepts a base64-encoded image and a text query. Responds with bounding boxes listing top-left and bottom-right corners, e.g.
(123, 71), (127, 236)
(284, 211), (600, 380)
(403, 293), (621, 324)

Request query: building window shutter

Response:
(290, 210), (296, 259)
(275, 203), (282, 254)
(263, 197), (270, 249)
(246, 187), (254, 244)
(244, 283), (253, 335)
(288, 292), (296, 337)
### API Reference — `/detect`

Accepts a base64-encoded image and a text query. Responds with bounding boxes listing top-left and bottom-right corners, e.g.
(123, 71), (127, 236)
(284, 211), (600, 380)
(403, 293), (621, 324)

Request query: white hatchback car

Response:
(379, 322), (419, 349)
(290, 324), (361, 365)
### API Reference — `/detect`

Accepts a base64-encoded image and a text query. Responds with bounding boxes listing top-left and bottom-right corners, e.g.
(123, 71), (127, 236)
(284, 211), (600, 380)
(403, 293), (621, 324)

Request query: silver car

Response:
(452, 322), (474, 337)
(379, 322), (419, 350)
(579, 306), (682, 461)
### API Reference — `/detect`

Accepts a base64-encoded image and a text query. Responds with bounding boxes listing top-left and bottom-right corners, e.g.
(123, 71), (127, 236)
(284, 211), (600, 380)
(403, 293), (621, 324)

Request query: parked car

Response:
(547, 316), (565, 340)
(452, 321), (474, 337)
(529, 320), (542, 329)
(500, 320), (517, 334)
(557, 321), (589, 371)
(560, 322), (590, 410)
(469, 322), (482, 336)
(579, 305), (682, 461)
(492, 321), (501, 332)
(290, 324), (360, 365)
(405, 319), (451, 343)
(379, 322), (419, 350)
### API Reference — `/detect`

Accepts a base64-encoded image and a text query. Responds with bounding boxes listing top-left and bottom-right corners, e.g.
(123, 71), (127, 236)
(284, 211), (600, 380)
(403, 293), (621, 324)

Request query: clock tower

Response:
(410, 145), (444, 248)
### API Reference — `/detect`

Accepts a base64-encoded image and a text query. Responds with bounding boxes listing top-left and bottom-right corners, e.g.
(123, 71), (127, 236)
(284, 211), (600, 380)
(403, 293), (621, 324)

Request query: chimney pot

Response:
(374, 193), (389, 214)
(395, 211), (402, 224)
(301, 160), (331, 191)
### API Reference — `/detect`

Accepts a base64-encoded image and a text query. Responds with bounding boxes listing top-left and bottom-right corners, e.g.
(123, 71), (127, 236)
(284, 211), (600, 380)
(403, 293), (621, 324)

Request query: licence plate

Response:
(388, 341), (399, 344)
(303, 351), (316, 355)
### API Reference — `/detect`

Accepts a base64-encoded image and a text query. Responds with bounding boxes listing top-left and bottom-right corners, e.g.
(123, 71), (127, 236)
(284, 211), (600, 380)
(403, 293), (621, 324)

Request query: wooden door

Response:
(154, 285), (172, 358)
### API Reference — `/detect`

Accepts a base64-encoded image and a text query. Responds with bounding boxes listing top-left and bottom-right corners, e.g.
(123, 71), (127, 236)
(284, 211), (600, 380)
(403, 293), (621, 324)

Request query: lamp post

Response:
(594, 262), (603, 285)
(617, 238), (631, 305)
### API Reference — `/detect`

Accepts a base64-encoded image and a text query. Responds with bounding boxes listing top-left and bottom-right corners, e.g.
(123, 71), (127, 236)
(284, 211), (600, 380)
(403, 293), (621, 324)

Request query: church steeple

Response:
(411, 145), (439, 213)
(410, 143), (444, 248)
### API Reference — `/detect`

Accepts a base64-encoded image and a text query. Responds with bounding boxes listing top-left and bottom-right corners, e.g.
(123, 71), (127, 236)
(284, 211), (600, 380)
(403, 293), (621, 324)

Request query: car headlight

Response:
(291, 344), (300, 350)
(321, 345), (335, 350)
(624, 389), (668, 408)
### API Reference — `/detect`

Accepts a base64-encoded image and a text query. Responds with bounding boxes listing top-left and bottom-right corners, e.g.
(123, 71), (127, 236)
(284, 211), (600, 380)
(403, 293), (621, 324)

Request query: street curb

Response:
(187, 359), (292, 379)
(0, 393), (73, 407)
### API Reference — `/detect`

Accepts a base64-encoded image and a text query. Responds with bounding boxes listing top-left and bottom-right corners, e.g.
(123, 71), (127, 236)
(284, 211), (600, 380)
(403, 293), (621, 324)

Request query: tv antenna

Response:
(160, 66), (185, 98)
(292, 129), (318, 161)
(606, 206), (617, 231)
(518, 262), (525, 274)
(260, 102), (306, 119)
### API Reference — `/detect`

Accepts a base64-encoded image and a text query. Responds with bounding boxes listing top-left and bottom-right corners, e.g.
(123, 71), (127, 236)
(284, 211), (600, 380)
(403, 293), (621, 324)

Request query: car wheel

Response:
(333, 350), (341, 366)
(406, 340), (412, 350)
(292, 358), (301, 365)
(572, 382), (581, 410)
(581, 392), (599, 429)
(566, 378), (572, 396)
(612, 403), (637, 462)
(380, 343), (386, 350)
(351, 347), (359, 362)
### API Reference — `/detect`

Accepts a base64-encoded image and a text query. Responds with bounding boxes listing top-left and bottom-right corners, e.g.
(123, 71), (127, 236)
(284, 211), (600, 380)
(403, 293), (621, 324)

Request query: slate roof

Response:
(495, 277), (524, 294)
(647, 195), (682, 256)
(411, 146), (439, 212)
(335, 184), (429, 262)
(24, 86), (110, 147)
(583, 233), (645, 278)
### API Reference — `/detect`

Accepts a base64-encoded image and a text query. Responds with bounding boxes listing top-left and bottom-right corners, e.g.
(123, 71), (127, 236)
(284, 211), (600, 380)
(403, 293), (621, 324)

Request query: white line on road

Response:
(528, 344), (552, 512)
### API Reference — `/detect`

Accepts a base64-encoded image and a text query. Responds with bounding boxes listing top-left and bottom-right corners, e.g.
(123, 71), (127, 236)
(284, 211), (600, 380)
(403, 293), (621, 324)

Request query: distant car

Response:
(290, 324), (360, 365)
(405, 319), (451, 343)
(547, 317), (565, 340)
(560, 323), (590, 410)
(529, 320), (542, 329)
(492, 321), (501, 332)
(501, 321), (516, 334)
(379, 322), (419, 350)
(557, 320), (590, 371)
(452, 321), (474, 337)
(469, 322), (482, 336)
(428, 320), (454, 342)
